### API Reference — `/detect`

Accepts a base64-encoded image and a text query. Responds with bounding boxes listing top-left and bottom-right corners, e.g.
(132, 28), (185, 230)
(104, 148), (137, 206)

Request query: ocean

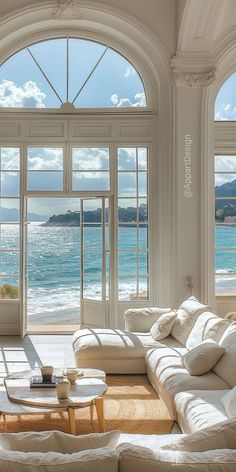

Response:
(0, 224), (235, 323)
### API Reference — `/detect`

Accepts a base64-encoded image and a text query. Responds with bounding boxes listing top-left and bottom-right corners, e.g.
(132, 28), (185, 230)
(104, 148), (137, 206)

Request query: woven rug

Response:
(1, 375), (173, 435)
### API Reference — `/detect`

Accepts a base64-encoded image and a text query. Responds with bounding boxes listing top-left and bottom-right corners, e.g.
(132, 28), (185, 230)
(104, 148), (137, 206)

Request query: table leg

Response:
(90, 401), (94, 421)
(68, 408), (76, 435)
(95, 397), (105, 432)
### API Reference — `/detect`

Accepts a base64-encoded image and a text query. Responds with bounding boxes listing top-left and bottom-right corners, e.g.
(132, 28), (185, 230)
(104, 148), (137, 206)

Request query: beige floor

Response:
(0, 335), (75, 380)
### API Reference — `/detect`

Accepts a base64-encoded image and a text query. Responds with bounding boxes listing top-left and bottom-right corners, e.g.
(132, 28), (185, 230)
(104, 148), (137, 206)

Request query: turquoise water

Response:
(0, 225), (235, 315)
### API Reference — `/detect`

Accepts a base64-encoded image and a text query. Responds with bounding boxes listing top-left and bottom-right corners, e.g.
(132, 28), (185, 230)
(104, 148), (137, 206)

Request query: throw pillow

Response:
(171, 296), (209, 345)
(150, 311), (176, 341)
(182, 339), (225, 375)
(221, 387), (236, 417)
(0, 430), (120, 453)
(161, 417), (236, 452)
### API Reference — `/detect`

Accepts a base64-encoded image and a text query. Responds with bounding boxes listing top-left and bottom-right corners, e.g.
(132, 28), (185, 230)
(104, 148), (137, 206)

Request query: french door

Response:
(80, 197), (111, 327)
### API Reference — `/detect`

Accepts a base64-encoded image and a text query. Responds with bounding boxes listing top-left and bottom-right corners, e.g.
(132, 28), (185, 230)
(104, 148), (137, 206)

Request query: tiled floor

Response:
(0, 335), (75, 380)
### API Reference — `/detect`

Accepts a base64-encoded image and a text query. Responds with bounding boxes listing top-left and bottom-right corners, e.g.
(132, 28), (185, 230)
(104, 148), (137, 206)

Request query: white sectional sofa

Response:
(72, 296), (236, 432)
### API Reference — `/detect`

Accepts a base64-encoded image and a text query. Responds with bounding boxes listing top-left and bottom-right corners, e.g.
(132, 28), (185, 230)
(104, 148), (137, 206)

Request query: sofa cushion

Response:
(117, 444), (236, 472)
(124, 307), (171, 332)
(186, 311), (231, 350)
(0, 448), (117, 472)
(0, 430), (120, 453)
(213, 322), (236, 387)
(162, 416), (236, 451)
(150, 311), (176, 341)
(146, 347), (229, 420)
(171, 296), (209, 345)
(221, 387), (236, 418)
(174, 390), (229, 433)
(182, 340), (225, 376)
(73, 329), (159, 360)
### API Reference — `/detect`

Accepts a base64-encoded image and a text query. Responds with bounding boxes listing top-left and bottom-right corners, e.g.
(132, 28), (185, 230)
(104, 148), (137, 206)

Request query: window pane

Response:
(27, 148), (63, 171)
(118, 226), (137, 249)
(83, 200), (102, 223)
(1, 172), (19, 197)
(216, 250), (236, 272)
(118, 148), (136, 170)
(72, 148), (109, 170)
(215, 156), (236, 172)
(118, 251), (137, 275)
(0, 251), (19, 276)
(138, 277), (148, 299)
(215, 174), (236, 197)
(27, 172), (63, 191)
(138, 199), (148, 222)
(83, 280), (102, 300)
(0, 199), (19, 222)
(0, 225), (19, 249)
(139, 224), (148, 249)
(138, 148), (148, 170)
(139, 252), (148, 275)
(83, 226), (102, 250)
(215, 199), (236, 223)
(118, 278), (137, 301)
(73, 172), (109, 191)
(1, 148), (20, 170)
(216, 274), (236, 294)
(118, 199), (137, 223)
(0, 279), (19, 299)
(138, 172), (147, 196)
(118, 172), (136, 196)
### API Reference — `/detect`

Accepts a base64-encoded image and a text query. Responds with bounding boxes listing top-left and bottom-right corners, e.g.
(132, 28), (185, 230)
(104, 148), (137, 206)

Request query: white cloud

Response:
(28, 148), (63, 170)
(215, 173), (236, 186)
(224, 103), (231, 112)
(125, 66), (136, 78)
(72, 148), (109, 171)
(111, 91), (146, 108)
(0, 80), (46, 108)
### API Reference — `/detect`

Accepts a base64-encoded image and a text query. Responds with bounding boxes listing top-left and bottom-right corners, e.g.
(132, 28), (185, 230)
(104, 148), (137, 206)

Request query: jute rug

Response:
(1, 375), (173, 435)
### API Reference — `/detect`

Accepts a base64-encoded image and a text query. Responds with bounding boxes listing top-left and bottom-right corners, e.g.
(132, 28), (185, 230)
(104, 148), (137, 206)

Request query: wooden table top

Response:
(4, 369), (107, 409)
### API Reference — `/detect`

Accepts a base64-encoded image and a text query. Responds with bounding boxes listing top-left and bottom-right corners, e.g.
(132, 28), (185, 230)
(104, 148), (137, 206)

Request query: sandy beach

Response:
(28, 307), (80, 326)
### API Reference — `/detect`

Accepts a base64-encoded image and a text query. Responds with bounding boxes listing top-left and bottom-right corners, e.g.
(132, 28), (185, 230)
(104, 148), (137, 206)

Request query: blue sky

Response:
(0, 38), (146, 108)
(215, 72), (236, 120)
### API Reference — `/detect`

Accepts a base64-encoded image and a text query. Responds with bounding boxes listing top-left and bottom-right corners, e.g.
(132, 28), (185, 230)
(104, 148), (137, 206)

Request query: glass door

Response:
(80, 197), (110, 327)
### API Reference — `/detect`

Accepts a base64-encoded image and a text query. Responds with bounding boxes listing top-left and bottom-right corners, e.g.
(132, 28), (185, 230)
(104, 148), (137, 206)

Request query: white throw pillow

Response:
(0, 430), (120, 453)
(161, 417), (236, 451)
(221, 387), (236, 417)
(150, 311), (176, 341)
(0, 448), (117, 472)
(182, 339), (225, 375)
(171, 296), (209, 345)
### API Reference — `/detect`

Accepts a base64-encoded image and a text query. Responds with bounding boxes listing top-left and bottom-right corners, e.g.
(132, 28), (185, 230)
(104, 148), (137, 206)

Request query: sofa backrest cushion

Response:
(117, 444), (236, 472)
(186, 311), (231, 350)
(0, 430), (120, 453)
(182, 339), (225, 376)
(171, 296), (209, 345)
(0, 448), (118, 472)
(161, 417), (236, 452)
(124, 307), (171, 332)
(213, 322), (236, 387)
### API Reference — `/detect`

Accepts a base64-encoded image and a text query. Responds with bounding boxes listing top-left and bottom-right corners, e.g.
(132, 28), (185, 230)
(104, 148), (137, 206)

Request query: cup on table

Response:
(66, 369), (78, 385)
(56, 379), (70, 399)
(41, 365), (53, 382)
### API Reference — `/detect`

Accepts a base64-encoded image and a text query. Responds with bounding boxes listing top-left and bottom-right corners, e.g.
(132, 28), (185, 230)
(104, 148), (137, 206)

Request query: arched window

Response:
(0, 38), (147, 109)
(214, 74), (236, 296)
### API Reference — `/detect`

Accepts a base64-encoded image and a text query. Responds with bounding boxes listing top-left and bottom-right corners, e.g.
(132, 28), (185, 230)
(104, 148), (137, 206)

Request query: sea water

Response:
(1, 224), (236, 320)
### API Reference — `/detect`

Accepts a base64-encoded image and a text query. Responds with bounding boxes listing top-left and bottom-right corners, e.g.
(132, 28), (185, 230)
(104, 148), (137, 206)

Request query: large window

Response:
(0, 38), (147, 109)
(215, 155), (236, 294)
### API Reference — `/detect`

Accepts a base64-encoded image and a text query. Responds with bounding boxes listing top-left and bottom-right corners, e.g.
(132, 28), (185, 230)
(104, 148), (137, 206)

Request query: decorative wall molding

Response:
(52, 0), (82, 19)
(173, 68), (216, 87)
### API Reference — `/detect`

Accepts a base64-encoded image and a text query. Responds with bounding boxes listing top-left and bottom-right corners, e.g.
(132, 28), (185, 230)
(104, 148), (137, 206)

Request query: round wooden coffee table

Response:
(4, 368), (107, 435)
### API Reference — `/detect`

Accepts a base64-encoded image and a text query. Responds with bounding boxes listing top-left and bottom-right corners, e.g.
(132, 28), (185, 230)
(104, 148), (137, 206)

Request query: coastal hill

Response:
(42, 204), (148, 226)
(215, 178), (236, 222)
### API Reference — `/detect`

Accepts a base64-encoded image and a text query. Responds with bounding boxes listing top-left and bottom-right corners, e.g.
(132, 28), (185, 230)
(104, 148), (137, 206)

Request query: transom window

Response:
(0, 38), (147, 109)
